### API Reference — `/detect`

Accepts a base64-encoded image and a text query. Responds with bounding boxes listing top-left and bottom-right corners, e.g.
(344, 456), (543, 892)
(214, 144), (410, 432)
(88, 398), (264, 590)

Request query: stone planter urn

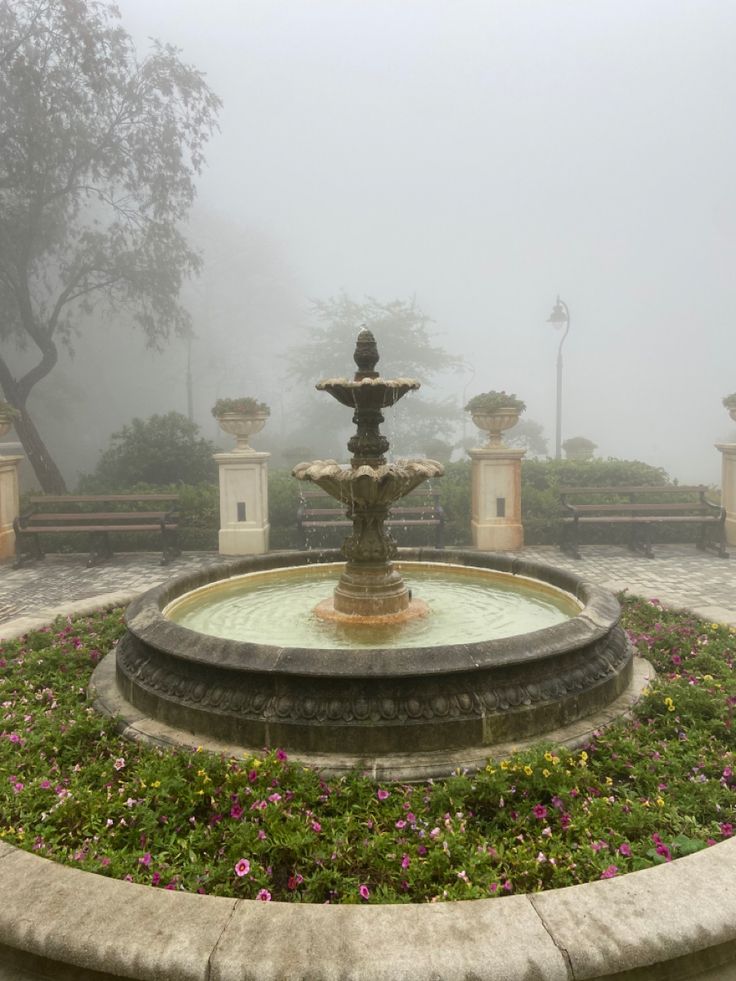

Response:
(212, 398), (270, 454)
(465, 391), (525, 450)
(215, 411), (268, 453)
(470, 408), (521, 448)
(723, 395), (736, 424)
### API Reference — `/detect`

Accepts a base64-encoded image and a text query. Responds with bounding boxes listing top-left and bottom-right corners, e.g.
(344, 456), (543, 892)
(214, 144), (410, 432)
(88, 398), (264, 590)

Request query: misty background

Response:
(21, 0), (736, 487)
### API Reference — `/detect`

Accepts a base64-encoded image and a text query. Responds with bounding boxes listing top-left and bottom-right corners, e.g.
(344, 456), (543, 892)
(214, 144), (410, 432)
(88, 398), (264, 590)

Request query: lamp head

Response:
(547, 296), (568, 327)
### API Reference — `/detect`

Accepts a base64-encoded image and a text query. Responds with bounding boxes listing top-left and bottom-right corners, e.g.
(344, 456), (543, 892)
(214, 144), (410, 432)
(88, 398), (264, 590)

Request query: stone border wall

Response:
(2, 836), (736, 980)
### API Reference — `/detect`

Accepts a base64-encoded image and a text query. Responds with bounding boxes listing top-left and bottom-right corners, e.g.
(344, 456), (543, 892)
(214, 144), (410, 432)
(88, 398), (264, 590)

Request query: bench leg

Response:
(13, 533), (45, 569)
(699, 522), (730, 559)
(88, 532), (113, 567)
(630, 524), (654, 558)
(560, 521), (581, 560)
(161, 527), (181, 565)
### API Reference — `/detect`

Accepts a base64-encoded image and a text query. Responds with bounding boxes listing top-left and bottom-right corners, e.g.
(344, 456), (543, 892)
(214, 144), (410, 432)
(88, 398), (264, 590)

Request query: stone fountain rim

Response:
(124, 548), (621, 680)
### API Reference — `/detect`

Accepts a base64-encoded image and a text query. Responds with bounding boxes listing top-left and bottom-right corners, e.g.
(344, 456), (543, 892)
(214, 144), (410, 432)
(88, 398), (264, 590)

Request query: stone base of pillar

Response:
(215, 451), (270, 556)
(468, 446), (526, 552)
(716, 443), (736, 547)
(0, 456), (22, 560)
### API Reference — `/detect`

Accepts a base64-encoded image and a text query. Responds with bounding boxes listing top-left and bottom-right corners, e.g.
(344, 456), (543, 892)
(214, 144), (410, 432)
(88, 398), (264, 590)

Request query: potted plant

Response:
(0, 400), (20, 439)
(464, 391), (526, 448)
(723, 393), (736, 424)
(562, 436), (597, 461)
(211, 397), (270, 452)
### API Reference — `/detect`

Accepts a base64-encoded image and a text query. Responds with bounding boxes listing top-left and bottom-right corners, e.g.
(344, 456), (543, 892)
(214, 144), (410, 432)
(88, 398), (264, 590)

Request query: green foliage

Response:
(211, 398), (270, 417)
(268, 470), (303, 550)
(2, 600), (735, 902)
(723, 393), (736, 409)
(464, 391), (526, 414)
(80, 413), (218, 490)
(0, 0), (220, 491)
(0, 400), (19, 420)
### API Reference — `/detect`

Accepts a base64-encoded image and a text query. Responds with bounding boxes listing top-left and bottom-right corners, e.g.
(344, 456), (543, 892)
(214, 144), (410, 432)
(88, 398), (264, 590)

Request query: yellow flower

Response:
(703, 674), (714, 682)
(544, 752), (554, 763)
(523, 765), (533, 776)
(605, 776), (613, 786)
(580, 751), (588, 762)
(151, 780), (161, 788)
(500, 761), (509, 770)
(485, 765), (496, 775)
(656, 797), (665, 807)
(664, 697), (675, 712)
(543, 769), (551, 778)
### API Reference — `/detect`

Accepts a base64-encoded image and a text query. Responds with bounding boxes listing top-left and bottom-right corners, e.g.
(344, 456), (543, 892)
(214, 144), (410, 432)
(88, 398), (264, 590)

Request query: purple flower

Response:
(359, 884), (370, 900)
(600, 865), (618, 879)
(230, 803), (244, 820)
(138, 852), (152, 867)
(721, 822), (734, 838)
(401, 853), (411, 869)
(311, 821), (322, 833)
(257, 889), (272, 901)
(234, 858), (251, 877)
(618, 842), (632, 857)
(275, 749), (288, 761)
(376, 788), (390, 801)
(532, 804), (548, 820)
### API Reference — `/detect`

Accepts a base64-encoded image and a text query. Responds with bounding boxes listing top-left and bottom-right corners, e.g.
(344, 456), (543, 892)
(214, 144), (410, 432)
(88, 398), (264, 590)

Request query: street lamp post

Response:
(547, 296), (570, 460)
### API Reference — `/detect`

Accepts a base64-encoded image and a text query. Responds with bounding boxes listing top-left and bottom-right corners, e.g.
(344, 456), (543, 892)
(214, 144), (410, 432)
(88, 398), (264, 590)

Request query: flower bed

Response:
(1, 598), (735, 904)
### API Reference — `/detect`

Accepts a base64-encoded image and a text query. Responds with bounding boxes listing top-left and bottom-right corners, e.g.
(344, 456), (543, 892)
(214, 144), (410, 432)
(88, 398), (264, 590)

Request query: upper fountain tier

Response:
(315, 327), (421, 468)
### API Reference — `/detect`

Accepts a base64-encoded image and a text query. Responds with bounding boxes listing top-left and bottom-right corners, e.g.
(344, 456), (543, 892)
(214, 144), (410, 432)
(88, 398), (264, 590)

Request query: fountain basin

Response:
(113, 549), (633, 778)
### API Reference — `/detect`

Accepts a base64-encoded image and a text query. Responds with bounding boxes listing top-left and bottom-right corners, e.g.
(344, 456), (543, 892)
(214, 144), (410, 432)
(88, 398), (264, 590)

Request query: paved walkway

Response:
(0, 543), (734, 639)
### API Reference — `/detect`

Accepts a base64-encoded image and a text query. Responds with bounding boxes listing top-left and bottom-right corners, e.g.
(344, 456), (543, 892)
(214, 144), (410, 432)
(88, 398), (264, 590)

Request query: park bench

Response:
(13, 493), (180, 568)
(297, 486), (445, 550)
(559, 484), (728, 560)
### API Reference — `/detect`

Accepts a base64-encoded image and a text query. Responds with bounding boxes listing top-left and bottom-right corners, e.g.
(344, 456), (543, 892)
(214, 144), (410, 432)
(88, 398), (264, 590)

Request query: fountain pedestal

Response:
(716, 443), (736, 546)
(215, 450), (270, 555)
(469, 446), (525, 551)
(0, 455), (21, 559)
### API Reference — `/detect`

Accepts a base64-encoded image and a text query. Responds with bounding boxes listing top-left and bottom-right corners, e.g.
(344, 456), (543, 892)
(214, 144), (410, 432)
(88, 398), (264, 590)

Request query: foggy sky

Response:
(75, 0), (736, 483)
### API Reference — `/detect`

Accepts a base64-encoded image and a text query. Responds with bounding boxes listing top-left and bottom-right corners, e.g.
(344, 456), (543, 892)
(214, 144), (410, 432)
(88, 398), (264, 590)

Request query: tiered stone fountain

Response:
(104, 330), (638, 780)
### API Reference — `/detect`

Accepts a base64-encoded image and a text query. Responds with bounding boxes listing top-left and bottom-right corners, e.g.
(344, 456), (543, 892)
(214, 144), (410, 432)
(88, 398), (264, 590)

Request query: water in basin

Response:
(164, 561), (580, 650)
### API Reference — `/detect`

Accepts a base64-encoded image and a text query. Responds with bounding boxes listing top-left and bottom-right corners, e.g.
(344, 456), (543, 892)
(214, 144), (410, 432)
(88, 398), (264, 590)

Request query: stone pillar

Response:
(716, 443), (736, 547)
(215, 451), (270, 555)
(0, 455), (22, 560)
(468, 447), (526, 551)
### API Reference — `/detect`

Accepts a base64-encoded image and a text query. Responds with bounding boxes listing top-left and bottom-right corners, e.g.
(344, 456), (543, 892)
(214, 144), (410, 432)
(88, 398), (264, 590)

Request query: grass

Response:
(1, 596), (735, 904)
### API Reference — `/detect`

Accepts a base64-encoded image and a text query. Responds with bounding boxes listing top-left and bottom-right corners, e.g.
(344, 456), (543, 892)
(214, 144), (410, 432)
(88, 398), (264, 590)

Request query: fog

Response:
(32, 0), (736, 485)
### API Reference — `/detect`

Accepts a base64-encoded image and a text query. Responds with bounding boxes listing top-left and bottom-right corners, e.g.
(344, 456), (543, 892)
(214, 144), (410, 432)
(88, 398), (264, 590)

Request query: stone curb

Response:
(2, 838), (736, 980)
(3, 596), (736, 979)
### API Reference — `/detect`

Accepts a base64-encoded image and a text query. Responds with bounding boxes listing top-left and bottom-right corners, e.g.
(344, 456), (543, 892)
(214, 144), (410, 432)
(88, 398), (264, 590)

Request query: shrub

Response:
(211, 398), (270, 417)
(464, 391), (526, 414)
(81, 412), (218, 490)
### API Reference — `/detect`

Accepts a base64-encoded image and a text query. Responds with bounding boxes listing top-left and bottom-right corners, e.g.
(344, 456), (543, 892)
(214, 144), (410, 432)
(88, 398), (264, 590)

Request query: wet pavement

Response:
(0, 542), (733, 639)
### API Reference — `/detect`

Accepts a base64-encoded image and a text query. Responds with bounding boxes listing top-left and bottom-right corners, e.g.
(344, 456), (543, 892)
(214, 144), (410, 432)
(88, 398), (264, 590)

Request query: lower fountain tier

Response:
(107, 549), (636, 779)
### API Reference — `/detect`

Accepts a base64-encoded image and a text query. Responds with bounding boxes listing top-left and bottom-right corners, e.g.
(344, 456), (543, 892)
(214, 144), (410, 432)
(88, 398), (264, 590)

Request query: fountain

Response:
(103, 331), (638, 780)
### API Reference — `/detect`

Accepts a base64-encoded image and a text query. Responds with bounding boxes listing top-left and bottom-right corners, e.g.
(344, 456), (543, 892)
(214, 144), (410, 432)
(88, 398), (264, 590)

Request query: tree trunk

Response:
(10, 404), (68, 494)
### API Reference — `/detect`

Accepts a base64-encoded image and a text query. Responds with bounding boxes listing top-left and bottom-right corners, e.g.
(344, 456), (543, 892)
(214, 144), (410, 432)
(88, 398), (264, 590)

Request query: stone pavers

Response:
(0, 543), (734, 633)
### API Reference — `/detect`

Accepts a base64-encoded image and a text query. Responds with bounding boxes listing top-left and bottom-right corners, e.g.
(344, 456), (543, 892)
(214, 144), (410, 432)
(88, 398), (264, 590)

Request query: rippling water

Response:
(164, 563), (579, 650)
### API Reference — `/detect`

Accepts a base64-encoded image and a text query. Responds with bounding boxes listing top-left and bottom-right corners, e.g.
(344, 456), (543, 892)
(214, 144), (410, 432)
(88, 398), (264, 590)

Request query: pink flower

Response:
(359, 884), (370, 900)
(230, 803), (244, 820)
(113, 758), (125, 771)
(311, 821), (322, 833)
(151, 872), (161, 886)
(395, 819), (407, 829)
(532, 804), (548, 820)
(376, 788), (390, 801)
(275, 749), (288, 761)
(268, 793), (282, 804)
(721, 822), (734, 838)
(256, 889), (272, 901)
(618, 842), (632, 857)
(234, 858), (251, 877)
(655, 844), (672, 862)
(401, 853), (411, 869)
(600, 865), (618, 879)
(138, 852), (152, 867)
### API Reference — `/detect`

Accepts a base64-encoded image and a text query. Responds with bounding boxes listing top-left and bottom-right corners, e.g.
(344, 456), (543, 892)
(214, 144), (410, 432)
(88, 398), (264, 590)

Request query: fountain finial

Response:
(354, 327), (380, 380)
